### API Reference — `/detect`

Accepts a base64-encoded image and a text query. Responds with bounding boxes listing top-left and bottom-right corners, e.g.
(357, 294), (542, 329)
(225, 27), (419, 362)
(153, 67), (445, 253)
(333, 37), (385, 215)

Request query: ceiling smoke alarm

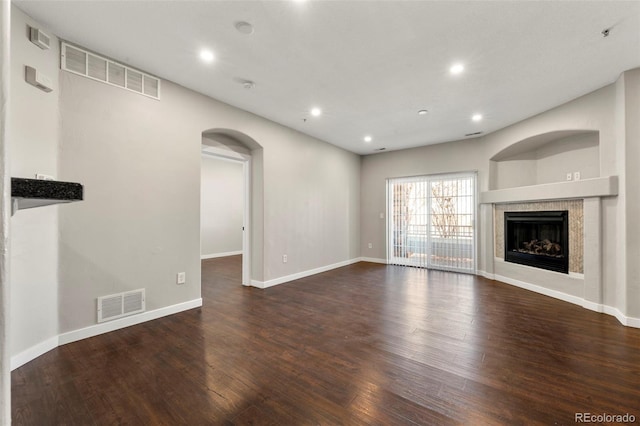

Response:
(234, 78), (256, 89)
(235, 21), (254, 35)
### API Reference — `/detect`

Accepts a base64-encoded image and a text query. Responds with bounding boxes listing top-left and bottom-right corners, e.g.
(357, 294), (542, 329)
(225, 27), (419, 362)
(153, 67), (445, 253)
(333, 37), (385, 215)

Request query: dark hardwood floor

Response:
(12, 256), (640, 425)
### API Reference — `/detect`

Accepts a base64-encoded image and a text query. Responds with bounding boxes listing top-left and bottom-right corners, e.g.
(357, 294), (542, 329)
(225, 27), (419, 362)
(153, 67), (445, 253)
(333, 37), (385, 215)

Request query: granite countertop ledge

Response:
(11, 177), (84, 212)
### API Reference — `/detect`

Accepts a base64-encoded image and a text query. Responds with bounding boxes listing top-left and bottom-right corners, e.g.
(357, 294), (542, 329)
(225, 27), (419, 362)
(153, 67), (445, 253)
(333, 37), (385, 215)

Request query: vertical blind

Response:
(386, 172), (477, 273)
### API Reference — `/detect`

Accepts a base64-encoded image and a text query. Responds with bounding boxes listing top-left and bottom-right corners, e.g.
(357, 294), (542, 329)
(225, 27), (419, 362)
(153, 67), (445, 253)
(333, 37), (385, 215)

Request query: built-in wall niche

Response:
(489, 130), (599, 190)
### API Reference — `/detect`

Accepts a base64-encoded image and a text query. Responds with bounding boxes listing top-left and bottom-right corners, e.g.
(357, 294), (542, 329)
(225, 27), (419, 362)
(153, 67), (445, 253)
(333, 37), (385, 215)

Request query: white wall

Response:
(620, 69), (640, 318)
(360, 73), (640, 324)
(200, 156), (243, 257)
(0, 2), (10, 423)
(535, 133), (599, 184)
(9, 6), (60, 360)
(58, 63), (360, 333)
(492, 132), (599, 189)
(360, 138), (486, 263)
(483, 83), (620, 310)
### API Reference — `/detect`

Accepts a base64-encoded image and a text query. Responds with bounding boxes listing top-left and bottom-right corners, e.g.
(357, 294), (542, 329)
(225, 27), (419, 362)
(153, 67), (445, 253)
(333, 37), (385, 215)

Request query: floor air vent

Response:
(97, 289), (145, 323)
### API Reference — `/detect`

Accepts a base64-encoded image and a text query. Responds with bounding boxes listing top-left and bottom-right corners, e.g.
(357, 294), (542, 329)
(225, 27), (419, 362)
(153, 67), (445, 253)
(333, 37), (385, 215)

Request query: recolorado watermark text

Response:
(575, 413), (636, 423)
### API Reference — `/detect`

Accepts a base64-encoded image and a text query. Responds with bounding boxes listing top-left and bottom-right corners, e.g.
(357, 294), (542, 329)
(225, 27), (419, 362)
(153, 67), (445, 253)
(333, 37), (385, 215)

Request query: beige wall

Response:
(0, 2), (10, 423)
(492, 132), (599, 189)
(360, 74), (640, 321)
(9, 6), (60, 357)
(200, 156), (243, 257)
(621, 69), (640, 318)
(58, 69), (361, 333)
(360, 138), (486, 262)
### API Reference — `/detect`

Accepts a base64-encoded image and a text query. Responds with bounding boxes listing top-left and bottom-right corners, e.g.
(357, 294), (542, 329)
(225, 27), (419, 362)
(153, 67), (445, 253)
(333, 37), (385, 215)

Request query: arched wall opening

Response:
(488, 129), (600, 190)
(201, 128), (264, 286)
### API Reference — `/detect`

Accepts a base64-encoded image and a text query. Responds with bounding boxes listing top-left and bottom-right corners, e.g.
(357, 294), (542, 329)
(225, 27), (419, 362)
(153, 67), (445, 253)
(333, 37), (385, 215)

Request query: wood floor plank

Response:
(12, 256), (640, 424)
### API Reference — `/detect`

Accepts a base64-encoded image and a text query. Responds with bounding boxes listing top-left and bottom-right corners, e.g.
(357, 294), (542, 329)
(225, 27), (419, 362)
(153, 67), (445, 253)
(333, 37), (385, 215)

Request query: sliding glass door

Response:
(386, 172), (476, 273)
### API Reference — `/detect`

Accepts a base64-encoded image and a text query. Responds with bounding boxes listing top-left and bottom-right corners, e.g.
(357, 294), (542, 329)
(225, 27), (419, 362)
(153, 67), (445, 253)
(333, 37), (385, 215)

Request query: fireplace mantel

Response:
(480, 176), (617, 204)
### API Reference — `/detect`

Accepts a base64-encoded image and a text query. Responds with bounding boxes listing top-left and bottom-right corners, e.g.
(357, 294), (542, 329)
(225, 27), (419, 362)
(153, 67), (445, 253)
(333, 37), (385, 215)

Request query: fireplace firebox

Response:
(504, 211), (569, 274)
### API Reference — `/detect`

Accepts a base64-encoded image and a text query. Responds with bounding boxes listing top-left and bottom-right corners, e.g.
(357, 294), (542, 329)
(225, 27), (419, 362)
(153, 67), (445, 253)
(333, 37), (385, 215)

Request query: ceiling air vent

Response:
(97, 288), (146, 323)
(61, 42), (160, 100)
(465, 131), (483, 137)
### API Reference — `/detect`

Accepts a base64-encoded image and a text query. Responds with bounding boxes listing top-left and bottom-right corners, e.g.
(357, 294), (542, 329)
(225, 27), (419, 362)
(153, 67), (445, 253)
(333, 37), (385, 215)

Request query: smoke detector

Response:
(235, 21), (254, 35)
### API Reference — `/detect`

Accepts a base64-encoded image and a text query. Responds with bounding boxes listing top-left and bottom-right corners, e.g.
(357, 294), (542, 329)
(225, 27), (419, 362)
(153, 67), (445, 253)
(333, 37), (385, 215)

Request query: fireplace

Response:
(504, 211), (569, 273)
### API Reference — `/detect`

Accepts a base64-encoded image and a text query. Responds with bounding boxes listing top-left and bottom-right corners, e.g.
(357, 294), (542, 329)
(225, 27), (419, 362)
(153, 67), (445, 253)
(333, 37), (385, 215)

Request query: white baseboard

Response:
(59, 298), (203, 345)
(494, 274), (584, 306)
(581, 300), (640, 328)
(477, 270), (495, 280)
(201, 251), (242, 260)
(11, 298), (203, 371)
(360, 257), (388, 264)
(251, 258), (362, 289)
(10, 336), (59, 371)
(493, 274), (640, 328)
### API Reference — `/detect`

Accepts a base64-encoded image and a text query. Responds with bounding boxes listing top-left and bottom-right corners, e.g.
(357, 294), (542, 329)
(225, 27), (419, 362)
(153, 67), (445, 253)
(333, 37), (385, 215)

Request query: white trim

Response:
(10, 336), (58, 371)
(242, 158), (251, 286)
(251, 258), (362, 289)
(200, 146), (251, 286)
(59, 298), (202, 345)
(201, 146), (249, 162)
(386, 171), (477, 273)
(360, 257), (388, 264)
(580, 301), (640, 328)
(201, 250), (242, 260)
(476, 270), (495, 280)
(11, 298), (203, 371)
(494, 274), (584, 306)
(493, 274), (640, 328)
(581, 299), (604, 313)
(480, 176), (618, 204)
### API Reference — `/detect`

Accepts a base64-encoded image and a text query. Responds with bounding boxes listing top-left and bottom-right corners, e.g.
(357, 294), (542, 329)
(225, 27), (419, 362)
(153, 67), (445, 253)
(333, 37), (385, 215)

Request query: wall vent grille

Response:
(61, 42), (160, 100)
(97, 289), (146, 323)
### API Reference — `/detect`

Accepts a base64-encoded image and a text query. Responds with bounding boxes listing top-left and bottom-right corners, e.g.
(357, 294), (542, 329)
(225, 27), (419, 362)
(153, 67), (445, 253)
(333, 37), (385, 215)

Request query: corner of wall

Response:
(9, 5), (61, 359)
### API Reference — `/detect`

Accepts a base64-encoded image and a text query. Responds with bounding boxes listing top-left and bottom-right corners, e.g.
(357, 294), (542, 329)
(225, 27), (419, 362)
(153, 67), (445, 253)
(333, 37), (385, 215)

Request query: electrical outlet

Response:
(35, 173), (53, 180)
(368, 243), (373, 249)
(574, 171), (581, 181)
(379, 212), (384, 219)
(177, 272), (186, 285)
(283, 254), (288, 263)
(566, 172), (573, 181)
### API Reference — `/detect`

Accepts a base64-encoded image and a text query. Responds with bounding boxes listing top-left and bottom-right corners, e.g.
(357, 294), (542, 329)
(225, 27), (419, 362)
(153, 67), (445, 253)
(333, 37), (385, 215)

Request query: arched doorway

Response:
(201, 128), (263, 286)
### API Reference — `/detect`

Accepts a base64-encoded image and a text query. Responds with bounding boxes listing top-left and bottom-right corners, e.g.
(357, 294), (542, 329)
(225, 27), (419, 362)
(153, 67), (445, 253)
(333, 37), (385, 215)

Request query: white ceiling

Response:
(14, 0), (640, 155)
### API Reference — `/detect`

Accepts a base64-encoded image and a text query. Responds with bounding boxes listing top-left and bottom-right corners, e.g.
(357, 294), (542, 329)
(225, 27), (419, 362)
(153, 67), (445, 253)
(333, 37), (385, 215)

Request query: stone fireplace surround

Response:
(495, 200), (583, 274)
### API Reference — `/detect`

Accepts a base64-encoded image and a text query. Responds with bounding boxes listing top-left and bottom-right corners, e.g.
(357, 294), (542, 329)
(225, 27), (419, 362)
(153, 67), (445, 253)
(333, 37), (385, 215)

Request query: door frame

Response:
(385, 171), (478, 274)
(201, 146), (251, 285)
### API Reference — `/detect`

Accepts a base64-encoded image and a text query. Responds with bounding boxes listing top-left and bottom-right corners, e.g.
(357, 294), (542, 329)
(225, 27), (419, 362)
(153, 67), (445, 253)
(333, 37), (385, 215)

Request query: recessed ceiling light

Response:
(472, 114), (483, 122)
(310, 107), (322, 117)
(364, 136), (372, 143)
(418, 109), (428, 115)
(235, 21), (254, 35)
(199, 49), (215, 63)
(450, 63), (464, 75)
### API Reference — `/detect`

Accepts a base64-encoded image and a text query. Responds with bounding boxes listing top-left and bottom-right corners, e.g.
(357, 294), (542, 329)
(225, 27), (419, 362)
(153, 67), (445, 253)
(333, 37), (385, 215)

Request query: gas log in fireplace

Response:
(504, 211), (569, 274)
